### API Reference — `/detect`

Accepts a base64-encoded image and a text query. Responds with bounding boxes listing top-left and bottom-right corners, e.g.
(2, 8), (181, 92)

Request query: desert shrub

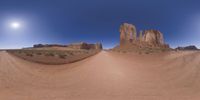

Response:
(148, 50), (154, 53)
(68, 52), (74, 55)
(17, 51), (22, 54)
(45, 53), (55, 57)
(59, 54), (67, 59)
(161, 49), (166, 52)
(77, 51), (82, 54)
(122, 51), (126, 53)
(26, 53), (33, 57)
(36, 52), (42, 55)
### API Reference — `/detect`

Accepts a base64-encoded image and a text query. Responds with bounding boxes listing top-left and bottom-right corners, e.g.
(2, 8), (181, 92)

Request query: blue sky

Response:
(0, 0), (200, 49)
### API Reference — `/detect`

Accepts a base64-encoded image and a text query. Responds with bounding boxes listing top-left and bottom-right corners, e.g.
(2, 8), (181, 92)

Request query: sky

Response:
(0, 0), (200, 49)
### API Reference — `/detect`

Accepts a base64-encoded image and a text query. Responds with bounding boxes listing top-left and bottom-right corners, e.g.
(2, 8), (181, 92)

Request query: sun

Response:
(11, 22), (20, 29)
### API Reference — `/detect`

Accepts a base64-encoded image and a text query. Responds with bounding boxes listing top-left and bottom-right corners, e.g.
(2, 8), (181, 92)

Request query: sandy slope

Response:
(0, 50), (200, 100)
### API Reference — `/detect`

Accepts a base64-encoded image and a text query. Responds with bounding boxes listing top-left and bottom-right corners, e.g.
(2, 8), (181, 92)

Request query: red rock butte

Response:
(119, 23), (169, 49)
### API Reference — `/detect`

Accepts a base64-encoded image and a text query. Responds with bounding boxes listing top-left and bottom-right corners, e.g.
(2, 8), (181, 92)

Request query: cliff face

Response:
(143, 30), (164, 46)
(68, 42), (102, 50)
(120, 23), (137, 46)
(119, 23), (169, 49)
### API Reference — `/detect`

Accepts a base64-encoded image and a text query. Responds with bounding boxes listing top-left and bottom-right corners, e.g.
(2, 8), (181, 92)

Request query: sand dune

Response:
(0, 50), (200, 100)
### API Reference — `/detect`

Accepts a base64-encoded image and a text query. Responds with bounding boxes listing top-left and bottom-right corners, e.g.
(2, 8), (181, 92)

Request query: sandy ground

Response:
(0, 50), (200, 100)
(8, 50), (99, 64)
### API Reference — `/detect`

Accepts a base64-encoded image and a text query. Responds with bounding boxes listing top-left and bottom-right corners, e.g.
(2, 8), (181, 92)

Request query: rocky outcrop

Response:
(120, 23), (137, 46)
(139, 30), (143, 42)
(95, 43), (103, 50)
(68, 42), (102, 50)
(119, 23), (169, 49)
(142, 30), (164, 46)
(33, 42), (102, 50)
(176, 45), (198, 50)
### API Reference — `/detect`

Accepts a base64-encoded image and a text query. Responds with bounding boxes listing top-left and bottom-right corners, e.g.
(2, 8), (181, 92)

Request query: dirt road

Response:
(0, 51), (200, 100)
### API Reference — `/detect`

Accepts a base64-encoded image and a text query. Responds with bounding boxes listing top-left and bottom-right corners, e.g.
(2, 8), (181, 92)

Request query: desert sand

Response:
(0, 50), (200, 100)
(7, 49), (100, 65)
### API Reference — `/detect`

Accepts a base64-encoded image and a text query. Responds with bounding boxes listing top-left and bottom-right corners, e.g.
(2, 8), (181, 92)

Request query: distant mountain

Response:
(175, 45), (198, 50)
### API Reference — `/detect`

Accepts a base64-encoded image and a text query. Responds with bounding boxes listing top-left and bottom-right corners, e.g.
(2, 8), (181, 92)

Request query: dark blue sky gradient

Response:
(0, 0), (200, 49)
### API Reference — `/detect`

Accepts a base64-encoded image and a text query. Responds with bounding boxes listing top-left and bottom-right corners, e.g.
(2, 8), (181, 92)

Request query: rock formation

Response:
(120, 23), (137, 46)
(142, 30), (164, 46)
(119, 23), (169, 49)
(33, 42), (102, 50)
(68, 42), (102, 50)
(176, 45), (198, 50)
(33, 44), (68, 48)
(95, 43), (103, 50)
(139, 30), (143, 42)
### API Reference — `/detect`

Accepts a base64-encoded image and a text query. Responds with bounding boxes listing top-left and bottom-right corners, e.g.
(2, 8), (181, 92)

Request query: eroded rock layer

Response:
(119, 23), (169, 49)
(120, 23), (137, 46)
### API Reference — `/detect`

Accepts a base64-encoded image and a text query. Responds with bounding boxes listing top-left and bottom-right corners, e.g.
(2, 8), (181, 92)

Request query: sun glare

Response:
(11, 22), (20, 29)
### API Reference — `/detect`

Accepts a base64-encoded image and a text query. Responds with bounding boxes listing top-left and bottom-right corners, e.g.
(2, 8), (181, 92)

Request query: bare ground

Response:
(7, 49), (100, 64)
(0, 50), (200, 100)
